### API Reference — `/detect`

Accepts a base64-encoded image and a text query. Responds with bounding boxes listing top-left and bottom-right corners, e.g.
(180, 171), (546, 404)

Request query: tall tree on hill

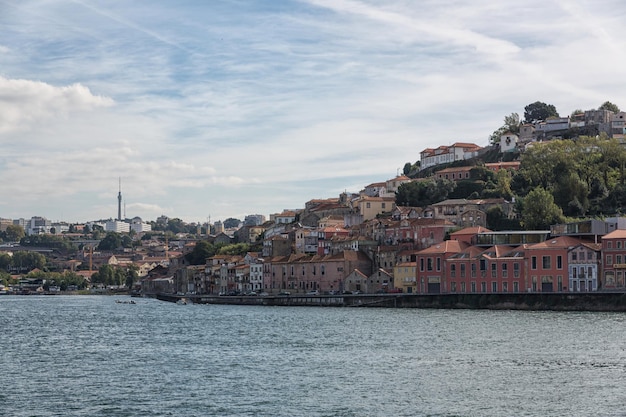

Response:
(523, 101), (559, 123)
(599, 101), (620, 113)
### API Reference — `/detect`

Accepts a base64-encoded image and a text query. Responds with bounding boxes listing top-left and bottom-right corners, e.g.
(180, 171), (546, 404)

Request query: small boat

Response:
(176, 298), (189, 305)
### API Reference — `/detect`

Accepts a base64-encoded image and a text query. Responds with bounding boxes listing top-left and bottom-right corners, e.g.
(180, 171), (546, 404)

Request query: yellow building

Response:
(393, 261), (416, 293)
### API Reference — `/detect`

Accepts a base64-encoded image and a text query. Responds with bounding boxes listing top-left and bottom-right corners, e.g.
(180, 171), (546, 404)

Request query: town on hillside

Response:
(2, 101), (626, 297)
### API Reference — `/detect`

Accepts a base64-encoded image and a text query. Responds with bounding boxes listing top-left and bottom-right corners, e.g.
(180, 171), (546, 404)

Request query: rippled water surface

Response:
(1, 295), (626, 416)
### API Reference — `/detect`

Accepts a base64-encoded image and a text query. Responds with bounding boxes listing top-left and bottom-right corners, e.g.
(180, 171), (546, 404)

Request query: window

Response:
(420, 258), (424, 271)
(436, 257), (441, 271)
(492, 282), (497, 292)
(450, 264), (456, 278)
(382, 203), (386, 209)
(513, 281), (519, 292)
(542, 256), (551, 269)
(451, 282), (456, 292)
(366, 202), (371, 208)
(471, 282), (476, 293)
(608, 242), (612, 249)
(461, 282), (466, 293)
(502, 263), (508, 278)
(514, 262), (520, 278)
(502, 282), (508, 292)
(481, 282), (487, 293)
(491, 263), (497, 278)
(618, 241), (622, 249)
(607, 255), (613, 266)
(460, 263), (466, 277)
(557, 255), (562, 269)
(531, 256), (537, 269)
(471, 263), (476, 278)
(572, 252), (577, 261)
(427, 258), (433, 271)
(321, 265), (325, 275)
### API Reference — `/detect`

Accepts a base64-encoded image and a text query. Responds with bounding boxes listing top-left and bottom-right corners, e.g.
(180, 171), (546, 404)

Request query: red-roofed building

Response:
(420, 142), (482, 171)
(601, 229), (626, 290)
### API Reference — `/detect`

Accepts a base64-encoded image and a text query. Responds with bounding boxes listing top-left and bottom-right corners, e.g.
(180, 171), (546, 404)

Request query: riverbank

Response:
(155, 292), (626, 311)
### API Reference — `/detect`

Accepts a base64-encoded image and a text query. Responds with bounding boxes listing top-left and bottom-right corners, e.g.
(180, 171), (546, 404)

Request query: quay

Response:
(155, 292), (626, 311)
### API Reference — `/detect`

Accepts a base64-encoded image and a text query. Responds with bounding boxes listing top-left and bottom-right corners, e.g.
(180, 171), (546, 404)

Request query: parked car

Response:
(277, 291), (291, 296)
(306, 290), (319, 295)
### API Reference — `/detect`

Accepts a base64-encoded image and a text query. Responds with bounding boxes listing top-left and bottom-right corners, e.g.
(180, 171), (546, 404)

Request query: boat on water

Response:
(115, 299), (136, 304)
(176, 298), (190, 305)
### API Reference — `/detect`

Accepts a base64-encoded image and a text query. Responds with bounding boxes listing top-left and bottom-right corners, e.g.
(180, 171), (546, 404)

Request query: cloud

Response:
(0, 76), (114, 134)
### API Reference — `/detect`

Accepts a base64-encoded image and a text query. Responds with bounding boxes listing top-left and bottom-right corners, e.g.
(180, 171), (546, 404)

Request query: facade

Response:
(386, 175), (412, 194)
(434, 166), (472, 181)
(416, 232), (603, 295)
(420, 142), (482, 171)
(601, 229), (626, 290)
(354, 196), (396, 221)
(262, 251), (372, 294)
(105, 220), (130, 233)
(499, 132), (519, 152)
(393, 262), (416, 293)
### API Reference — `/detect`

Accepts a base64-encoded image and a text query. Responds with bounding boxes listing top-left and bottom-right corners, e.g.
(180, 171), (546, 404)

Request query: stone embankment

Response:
(156, 292), (626, 311)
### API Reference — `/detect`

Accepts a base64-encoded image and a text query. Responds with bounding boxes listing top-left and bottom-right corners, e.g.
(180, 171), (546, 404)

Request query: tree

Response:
(520, 187), (564, 230)
(396, 179), (456, 207)
(4, 225), (25, 242)
(403, 162), (412, 176)
(599, 101), (620, 113)
(97, 232), (122, 251)
(185, 240), (218, 265)
(523, 101), (559, 123)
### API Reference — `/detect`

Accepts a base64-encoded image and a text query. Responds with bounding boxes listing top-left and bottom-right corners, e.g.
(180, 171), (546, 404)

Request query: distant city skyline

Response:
(1, 0), (625, 223)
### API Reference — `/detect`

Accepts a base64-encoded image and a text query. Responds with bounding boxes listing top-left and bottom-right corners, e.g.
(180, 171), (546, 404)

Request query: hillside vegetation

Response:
(398, 135), (626, 230)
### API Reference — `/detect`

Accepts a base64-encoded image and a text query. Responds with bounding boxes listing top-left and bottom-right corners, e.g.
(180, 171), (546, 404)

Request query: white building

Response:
(105, 220), (130, 233)
(420, 142), (482, 171)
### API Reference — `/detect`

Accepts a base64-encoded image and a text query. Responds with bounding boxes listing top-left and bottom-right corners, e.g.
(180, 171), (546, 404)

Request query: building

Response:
(105, 220), (130, 233)
(420, 142), (482, 171)
(354, 196), (396, 221)
(601, 229), (626, 290)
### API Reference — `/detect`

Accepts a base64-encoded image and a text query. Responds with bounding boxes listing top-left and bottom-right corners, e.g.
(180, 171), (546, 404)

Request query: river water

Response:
(1, 295), (625, 417)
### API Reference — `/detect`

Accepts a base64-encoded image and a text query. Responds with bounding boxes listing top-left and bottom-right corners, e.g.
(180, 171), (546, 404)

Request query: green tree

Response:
(0, 253), (11, 271)
(4, 225), (25, 241)
(599, 101), (620, 113)
(218, 243), (250, 256)
(520, 187), (565, 230)
(403, 162), (413, 176)
(126, 264), (139, 288)
(11, 251), (46, 271)
(185, 240), (218, 265)
(97, 232), (122, 251)
(523, 101), (559, 123)
(396, 179), (456, 207)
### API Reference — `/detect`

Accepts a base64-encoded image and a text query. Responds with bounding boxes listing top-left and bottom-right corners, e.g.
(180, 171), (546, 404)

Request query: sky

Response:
(1, 0), (626, 224)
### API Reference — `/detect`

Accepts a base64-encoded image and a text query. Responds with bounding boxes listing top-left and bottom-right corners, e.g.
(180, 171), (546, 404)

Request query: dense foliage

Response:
(185, 241), (253, 265)
(23, 270), (88, 290)
(0, 251), (46, 272)
(20, 234), (77, 253)
(90, 264), (138, 288)
(396, 133), (626, 230)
